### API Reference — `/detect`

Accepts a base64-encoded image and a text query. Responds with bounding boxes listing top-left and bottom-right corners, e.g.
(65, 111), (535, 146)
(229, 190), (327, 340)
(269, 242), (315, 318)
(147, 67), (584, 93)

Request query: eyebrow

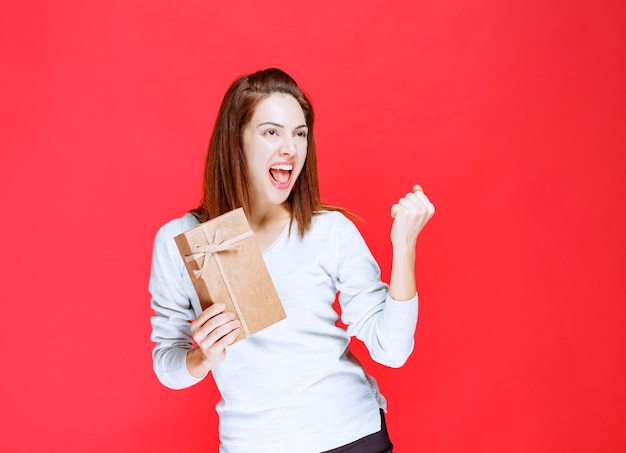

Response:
(257, 122), (308, 129)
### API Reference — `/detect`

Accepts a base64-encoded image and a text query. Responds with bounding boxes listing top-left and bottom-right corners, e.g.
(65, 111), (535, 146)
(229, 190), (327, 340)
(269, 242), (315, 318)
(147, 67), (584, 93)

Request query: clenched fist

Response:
(390, 185), (435, 250)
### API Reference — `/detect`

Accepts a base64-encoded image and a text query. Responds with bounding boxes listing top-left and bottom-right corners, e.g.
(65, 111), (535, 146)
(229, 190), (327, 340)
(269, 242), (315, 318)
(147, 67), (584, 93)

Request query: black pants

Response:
(321, 410), (393, 453)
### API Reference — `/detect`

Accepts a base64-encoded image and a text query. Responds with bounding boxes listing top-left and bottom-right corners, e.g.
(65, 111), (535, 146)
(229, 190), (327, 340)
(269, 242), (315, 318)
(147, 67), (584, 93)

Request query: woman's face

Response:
(242, 93), (308, 208)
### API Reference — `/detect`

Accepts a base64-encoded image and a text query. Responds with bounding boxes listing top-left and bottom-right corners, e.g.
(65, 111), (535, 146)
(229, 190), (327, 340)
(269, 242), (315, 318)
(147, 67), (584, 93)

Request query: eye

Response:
(264, 129), (278, 137)
(296, 130), (308, 139)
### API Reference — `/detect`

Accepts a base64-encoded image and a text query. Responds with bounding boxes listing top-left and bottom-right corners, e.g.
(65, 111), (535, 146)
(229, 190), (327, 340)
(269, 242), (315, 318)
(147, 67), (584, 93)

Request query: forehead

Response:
(251, 93), (306, 124)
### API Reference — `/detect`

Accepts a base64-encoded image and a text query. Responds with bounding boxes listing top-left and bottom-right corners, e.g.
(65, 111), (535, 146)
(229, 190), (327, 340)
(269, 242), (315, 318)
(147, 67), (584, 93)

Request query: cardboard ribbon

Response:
(184, 226), (254, 336)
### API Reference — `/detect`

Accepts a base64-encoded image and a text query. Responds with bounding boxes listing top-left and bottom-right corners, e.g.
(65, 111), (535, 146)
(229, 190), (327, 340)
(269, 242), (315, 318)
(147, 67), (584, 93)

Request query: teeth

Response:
(270, 164), (293, 171)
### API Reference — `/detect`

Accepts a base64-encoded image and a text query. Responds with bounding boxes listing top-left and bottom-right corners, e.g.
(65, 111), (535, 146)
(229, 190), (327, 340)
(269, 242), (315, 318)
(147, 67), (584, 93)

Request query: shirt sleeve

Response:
(333, 214), (418, 368)
(149, 217), (206, 389)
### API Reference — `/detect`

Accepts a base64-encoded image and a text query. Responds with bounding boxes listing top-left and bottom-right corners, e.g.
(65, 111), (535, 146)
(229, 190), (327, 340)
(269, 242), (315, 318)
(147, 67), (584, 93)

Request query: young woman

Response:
(149, 68), (435, 452)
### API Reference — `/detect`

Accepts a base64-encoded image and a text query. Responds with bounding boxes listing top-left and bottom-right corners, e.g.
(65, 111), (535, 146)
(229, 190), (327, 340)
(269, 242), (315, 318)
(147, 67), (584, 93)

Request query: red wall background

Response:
(1, 1), (625, 451)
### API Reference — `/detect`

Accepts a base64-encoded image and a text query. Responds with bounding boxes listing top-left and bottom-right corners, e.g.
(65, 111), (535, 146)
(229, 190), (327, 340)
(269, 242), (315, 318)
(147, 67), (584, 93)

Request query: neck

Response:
(246, 202), (290, 232)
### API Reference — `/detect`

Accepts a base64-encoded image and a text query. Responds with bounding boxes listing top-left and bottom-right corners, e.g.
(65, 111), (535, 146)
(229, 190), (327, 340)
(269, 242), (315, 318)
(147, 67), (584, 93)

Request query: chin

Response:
(268, 192), (292, 206)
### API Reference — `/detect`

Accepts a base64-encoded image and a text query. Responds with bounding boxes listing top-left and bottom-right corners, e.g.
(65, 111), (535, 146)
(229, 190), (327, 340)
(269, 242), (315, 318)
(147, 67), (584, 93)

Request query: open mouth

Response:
(269, 163), (293, 188)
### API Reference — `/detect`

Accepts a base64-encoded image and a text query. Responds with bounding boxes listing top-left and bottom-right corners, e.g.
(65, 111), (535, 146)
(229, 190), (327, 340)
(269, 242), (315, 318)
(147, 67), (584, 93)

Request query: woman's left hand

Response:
(390, 185), (435, 250)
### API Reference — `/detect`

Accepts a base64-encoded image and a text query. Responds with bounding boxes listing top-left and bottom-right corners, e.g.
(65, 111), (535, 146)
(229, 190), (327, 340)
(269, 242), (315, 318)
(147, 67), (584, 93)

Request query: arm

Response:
(388, 185), (435, 301)
(336, 186), (434, 367)
(149, 217), (240, 389)
(149, 219), (203, 389)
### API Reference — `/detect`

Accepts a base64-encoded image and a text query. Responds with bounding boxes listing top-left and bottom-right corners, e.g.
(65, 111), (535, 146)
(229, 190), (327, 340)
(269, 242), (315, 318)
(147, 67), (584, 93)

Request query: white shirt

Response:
(150, 211), (418, 452)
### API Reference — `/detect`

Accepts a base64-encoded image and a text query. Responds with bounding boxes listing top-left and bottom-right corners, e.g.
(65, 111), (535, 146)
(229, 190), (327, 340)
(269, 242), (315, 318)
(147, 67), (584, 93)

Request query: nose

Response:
(279, 135), (297, 157)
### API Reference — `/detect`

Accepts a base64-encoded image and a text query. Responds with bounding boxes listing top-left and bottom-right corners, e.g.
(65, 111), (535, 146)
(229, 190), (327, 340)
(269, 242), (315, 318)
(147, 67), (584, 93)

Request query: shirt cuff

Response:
(158, 348), (207, 390)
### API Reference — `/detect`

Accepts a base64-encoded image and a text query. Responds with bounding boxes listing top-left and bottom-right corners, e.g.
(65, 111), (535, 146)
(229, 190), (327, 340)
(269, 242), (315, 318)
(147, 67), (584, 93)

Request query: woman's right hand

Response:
(186, 303), (241, 377)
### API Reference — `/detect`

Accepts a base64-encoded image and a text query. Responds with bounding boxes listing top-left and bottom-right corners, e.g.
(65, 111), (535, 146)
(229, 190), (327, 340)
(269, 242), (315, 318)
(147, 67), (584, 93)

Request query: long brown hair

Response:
(192, 68), (326, 236)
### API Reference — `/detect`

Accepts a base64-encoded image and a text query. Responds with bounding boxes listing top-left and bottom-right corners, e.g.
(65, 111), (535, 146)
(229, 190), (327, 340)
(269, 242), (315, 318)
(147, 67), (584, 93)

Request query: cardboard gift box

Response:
(174, 208), (286, 342)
